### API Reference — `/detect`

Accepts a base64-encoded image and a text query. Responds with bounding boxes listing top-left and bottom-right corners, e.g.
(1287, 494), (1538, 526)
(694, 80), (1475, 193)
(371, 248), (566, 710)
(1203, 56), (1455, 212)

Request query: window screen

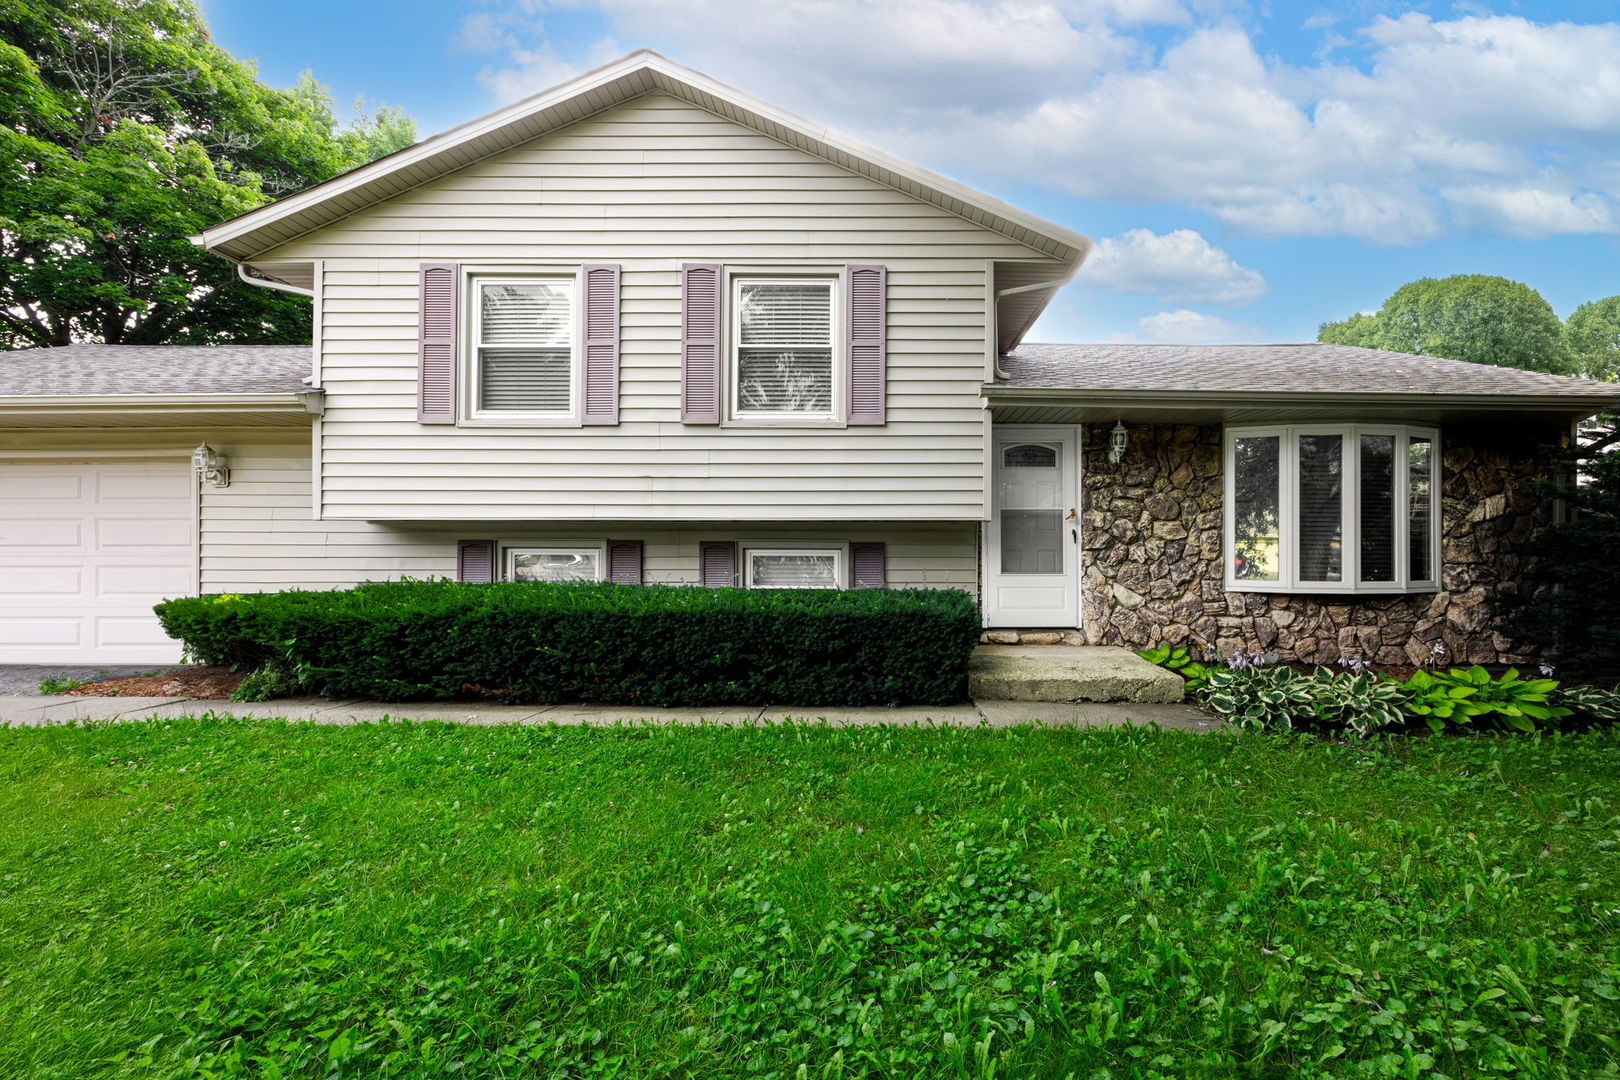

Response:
(748, 550), (840, 589)
(509, 549), (599, 582)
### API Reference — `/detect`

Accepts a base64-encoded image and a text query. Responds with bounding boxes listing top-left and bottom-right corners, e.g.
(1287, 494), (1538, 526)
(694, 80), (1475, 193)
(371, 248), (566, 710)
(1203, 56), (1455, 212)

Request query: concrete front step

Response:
(967, 644), (1186, 703)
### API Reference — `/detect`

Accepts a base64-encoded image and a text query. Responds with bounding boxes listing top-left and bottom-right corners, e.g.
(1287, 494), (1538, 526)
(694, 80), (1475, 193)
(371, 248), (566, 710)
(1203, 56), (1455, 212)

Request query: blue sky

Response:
(200, 0), (1620, 345)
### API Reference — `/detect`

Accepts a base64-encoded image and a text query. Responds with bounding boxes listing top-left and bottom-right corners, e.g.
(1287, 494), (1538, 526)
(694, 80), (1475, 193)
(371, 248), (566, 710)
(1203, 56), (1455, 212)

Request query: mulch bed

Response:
(63, 666), (244, 699)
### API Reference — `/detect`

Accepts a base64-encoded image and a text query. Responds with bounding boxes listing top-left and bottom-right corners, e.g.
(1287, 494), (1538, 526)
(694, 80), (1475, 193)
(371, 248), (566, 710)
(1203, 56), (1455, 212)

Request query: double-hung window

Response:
(472, 275), (576, 419)
(731, 278), (837, 421)
(1225, 424), (1439, 594)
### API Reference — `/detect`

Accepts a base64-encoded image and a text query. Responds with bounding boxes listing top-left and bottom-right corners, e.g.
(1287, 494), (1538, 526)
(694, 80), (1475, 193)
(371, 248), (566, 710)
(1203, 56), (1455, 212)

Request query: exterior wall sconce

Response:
(1107, 421), (1129, 464)
(191, 443), (230, 488)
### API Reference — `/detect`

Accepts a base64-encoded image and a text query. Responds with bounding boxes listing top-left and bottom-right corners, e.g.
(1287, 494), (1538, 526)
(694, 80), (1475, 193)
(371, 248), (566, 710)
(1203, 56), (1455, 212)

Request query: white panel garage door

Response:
(0, 462), (194, 663)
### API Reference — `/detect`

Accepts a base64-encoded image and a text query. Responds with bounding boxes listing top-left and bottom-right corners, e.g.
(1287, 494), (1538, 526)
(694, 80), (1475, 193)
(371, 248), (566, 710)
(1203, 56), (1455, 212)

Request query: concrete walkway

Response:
(0, 694), (1220, 731)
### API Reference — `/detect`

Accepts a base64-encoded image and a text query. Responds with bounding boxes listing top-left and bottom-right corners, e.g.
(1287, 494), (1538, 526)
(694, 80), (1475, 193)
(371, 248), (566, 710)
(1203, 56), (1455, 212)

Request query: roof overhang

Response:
(190, 50), (1090, 271)
(982, 386), (1620, 426)
(0, 391), (322, 430)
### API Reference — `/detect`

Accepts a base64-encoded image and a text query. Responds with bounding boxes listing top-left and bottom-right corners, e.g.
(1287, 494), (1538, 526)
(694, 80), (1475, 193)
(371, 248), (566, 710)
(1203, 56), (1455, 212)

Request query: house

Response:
(2, 50), (1615, 667)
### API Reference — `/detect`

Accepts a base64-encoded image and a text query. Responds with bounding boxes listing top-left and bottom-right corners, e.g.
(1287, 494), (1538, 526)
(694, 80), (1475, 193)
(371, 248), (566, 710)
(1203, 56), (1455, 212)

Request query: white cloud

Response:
(1127, 309), (1269, 343)
(462, 4), (1620, 243)
(1080, 228), (1267, 304)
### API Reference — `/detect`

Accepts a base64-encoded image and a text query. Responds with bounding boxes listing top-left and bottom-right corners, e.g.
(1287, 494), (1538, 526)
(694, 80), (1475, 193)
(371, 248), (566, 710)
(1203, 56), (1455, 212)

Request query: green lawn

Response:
(0, 719), (1616, 1079)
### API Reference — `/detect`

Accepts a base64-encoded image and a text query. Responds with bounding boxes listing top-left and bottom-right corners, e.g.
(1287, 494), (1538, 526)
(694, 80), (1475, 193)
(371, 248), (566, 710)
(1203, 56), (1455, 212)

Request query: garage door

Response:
(0, 462), (194, 663)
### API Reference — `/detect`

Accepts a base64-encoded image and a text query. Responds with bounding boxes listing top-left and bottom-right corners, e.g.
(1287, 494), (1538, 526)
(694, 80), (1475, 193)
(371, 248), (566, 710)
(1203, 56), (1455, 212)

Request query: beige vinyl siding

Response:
(260, 92), (1044, 522)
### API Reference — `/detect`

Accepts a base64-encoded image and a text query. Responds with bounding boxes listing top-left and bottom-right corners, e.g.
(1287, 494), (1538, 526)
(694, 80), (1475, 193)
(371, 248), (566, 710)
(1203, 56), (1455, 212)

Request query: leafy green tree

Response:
(1318, 274), (1576, 375)
(0, 0), (415, 349)
(1566, 296), (1620, 381)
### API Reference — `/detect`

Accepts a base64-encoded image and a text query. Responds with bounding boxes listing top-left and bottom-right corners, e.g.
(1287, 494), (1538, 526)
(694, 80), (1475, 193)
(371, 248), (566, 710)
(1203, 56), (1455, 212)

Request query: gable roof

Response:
(0, 345), (311, 397)
(190, 49), (1091, 275)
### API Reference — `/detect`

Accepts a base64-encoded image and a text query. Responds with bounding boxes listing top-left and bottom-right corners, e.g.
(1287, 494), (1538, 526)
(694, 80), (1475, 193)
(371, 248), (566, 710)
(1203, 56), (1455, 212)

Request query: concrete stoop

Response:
(967, 644), (1186, 704)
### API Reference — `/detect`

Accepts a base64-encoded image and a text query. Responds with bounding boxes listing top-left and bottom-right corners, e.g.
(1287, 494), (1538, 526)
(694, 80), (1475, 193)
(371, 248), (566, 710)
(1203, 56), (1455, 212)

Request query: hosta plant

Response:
(1419, 665), (1570, 732)
(1201, 666), (1408, 736)
(1135, 645), (1210, 692)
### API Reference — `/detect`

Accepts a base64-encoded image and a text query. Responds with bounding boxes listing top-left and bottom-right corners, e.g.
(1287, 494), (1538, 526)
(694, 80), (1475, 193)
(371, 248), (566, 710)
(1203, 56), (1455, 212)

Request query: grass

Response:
(0, 719), (1616, 1079)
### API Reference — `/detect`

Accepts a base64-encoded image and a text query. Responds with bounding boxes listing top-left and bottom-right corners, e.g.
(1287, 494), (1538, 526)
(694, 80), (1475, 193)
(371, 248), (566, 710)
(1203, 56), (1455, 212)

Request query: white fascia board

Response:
(189, 50), (1091, 267)
(0, 393), (312, 411)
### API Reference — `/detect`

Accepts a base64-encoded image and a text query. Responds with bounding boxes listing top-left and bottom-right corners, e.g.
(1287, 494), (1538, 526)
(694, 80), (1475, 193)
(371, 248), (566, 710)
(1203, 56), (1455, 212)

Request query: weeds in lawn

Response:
(0, 720), (1615, 1078)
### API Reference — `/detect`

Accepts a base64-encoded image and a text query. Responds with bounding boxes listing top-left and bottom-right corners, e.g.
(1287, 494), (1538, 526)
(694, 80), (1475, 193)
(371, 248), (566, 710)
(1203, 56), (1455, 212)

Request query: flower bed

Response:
(1141, 645), (1620, 734)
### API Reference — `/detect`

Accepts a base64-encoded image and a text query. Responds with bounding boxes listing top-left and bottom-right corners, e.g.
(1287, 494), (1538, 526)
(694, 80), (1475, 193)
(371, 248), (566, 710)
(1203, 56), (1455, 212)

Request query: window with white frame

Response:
(473, 276), (575, 417)
(732, 278), (837, 420)
(505, 546), (603, 583)
(1225, 424), (1439, 594)
(744, 547), (843, 589)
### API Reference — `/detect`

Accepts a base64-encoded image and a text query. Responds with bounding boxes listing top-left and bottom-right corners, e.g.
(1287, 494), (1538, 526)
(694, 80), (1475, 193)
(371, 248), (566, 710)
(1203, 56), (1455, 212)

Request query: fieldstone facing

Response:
(1078, 421), (1563, 664)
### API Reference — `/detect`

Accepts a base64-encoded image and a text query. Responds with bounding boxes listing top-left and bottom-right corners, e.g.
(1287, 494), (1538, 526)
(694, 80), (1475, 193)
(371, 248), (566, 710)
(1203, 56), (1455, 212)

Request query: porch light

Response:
(1108, 421), (1129, 464)
(191, 443), (230, 488)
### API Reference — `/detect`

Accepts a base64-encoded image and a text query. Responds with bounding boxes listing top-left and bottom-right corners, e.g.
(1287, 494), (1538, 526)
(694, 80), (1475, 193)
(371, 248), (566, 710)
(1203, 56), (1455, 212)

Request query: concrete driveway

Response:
(0, 664), (187, 696)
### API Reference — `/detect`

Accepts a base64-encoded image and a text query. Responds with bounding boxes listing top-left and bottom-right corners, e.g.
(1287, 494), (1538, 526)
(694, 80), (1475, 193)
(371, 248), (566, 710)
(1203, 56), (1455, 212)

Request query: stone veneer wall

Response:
(1078, 421), (1566, 665)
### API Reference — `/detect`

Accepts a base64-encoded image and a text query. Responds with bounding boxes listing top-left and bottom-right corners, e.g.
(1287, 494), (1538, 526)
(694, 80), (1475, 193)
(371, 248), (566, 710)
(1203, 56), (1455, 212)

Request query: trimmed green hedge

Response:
(155, 580), (982, 706)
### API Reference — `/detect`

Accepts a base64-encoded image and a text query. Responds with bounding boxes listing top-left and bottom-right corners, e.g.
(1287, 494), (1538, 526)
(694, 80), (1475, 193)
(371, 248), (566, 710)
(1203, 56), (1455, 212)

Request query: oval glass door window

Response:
(1003, 443), (1058, 469)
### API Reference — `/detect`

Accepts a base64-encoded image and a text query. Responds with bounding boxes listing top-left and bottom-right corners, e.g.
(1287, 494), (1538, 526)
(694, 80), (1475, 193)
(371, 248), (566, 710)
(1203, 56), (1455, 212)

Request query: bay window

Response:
(1225, 424), (1439, 593)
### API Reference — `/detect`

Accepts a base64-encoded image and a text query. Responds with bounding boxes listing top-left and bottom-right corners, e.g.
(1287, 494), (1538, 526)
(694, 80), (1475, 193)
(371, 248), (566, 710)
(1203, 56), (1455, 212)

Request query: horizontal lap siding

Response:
(261, 93), (1028, 522)
(195, 434), (977, 594)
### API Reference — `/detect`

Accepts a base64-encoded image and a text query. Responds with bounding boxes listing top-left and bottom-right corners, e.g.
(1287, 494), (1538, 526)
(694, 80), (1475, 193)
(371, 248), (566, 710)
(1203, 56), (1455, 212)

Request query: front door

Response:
(984, 426), (1080, 627)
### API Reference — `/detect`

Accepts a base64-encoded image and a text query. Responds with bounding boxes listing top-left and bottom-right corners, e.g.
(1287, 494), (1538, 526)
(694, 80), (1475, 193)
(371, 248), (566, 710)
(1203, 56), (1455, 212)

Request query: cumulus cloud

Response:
(1080, 228), (1267, 304)
(460, 4), (1620, 243)
(1127, 309), (1269, 343)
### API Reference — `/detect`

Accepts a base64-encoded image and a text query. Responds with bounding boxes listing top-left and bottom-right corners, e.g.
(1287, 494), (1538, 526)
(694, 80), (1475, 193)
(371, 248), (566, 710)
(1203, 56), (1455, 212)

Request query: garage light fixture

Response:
(191, 443), (230, 488)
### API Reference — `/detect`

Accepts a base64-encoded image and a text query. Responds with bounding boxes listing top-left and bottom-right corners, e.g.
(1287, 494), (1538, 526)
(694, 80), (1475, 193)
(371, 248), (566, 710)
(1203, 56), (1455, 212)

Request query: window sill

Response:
(459, 415), (583, 429)
(1225, 581), (1441, 597)
(723, 417), (848, 430)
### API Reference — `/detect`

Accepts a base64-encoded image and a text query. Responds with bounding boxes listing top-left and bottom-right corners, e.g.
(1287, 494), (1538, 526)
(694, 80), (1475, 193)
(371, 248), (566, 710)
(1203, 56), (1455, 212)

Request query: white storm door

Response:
(0, 462), (194, 663)
(985, 427), (1079, 628)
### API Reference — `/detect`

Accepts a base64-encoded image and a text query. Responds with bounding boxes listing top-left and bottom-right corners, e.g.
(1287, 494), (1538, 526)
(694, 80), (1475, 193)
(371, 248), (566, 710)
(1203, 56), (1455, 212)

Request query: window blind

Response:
(478, 280), (572, 412)
(1297, 434), (1343, 581)
(1409, 437), (1434, 581)
(1359, 434), (1396, 583)
(750, 552), (839, 589)
(736, 281), (833, 415)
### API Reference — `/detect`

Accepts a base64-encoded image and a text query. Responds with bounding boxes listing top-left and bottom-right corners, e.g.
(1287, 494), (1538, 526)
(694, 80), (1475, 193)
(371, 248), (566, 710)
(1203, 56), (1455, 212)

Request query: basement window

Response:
(1225, 424), (1439, 594)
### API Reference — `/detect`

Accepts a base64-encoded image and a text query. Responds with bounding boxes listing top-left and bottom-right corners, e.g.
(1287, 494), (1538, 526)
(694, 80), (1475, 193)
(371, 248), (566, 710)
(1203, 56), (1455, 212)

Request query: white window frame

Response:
(501, 541), (607, 583)
(741, 544), (847, 590)
(464, 270), (581, 425)
(728, 274), (842, 425)
(1224, 423), (1441, 595)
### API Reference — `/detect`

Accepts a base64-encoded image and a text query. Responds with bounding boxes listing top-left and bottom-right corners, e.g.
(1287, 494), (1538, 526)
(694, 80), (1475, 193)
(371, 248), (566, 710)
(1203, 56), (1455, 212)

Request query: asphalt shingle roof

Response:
(0, 345), (311, 397)
(999, 343), (1618, 398)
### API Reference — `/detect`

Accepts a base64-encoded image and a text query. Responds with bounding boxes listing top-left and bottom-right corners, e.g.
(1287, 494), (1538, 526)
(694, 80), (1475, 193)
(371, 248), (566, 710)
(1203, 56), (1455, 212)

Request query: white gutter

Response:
(991, 277), (1071, 380)
(237, 263), (315, 298)
(0, 392), (310, 409)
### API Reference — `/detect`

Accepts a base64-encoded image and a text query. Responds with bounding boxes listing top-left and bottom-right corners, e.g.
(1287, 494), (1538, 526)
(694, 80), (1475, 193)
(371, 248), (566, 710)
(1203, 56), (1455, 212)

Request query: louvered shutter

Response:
(457, 539), (495, 583)
(607, 539), (643, 585)
(419, 263), (459, 424)
(681, 263), (723, 424)
(582, 264), (620, 425)
(846, 265), (886, 425)
(699, 540), (736, 588)
(850, 542), (887, 589)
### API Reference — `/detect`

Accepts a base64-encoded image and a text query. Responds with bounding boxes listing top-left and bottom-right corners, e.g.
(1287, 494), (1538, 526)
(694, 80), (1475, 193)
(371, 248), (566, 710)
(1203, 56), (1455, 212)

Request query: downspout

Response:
(991, 277), (1070, 381)
(236, 262), (316, 298)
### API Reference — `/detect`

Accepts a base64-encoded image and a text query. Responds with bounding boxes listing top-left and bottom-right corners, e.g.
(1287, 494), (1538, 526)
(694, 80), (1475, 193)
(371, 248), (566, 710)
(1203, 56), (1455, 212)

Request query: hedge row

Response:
(155, 580), (983, 706)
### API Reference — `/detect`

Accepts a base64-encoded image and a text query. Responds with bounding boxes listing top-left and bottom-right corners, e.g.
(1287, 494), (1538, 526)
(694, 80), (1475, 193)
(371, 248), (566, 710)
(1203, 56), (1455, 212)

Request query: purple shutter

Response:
(681, 263), (723, 424)
(699, 540), (736, 588)
(607, 539), (643, 585)
(418, 263), (459, 424)
(582, 264), (621, 425)
(846, 265), (886, 425)
(850, 542), (886, 589)
(457, 539), (495, 583)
